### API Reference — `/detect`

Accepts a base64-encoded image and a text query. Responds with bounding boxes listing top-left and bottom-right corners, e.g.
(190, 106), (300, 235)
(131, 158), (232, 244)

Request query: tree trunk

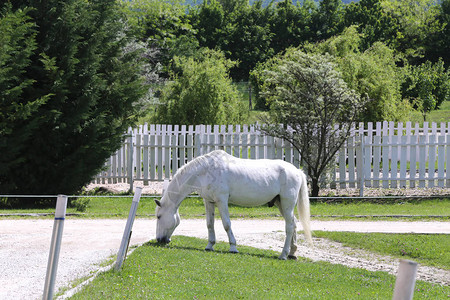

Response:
(311, 177), (320, 198)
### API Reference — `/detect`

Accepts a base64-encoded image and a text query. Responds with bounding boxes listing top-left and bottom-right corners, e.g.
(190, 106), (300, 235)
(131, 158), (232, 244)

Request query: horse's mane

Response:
(174, 150), (228, 180)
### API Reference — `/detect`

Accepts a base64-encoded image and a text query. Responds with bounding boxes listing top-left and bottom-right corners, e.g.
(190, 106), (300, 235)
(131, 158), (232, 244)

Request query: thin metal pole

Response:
(392, 259), (418, 300)
(115, 187), (142, 271)
(43, 195), (67, 300)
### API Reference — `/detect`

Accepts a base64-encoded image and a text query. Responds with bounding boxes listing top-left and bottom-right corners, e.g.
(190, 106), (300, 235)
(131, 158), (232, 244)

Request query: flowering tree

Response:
(258, 49), (366, 197)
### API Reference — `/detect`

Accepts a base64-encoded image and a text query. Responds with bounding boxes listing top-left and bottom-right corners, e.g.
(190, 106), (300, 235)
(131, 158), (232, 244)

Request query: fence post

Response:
(115, 187), (142, 271)
(43, 195), (68, 300)
(357, 135), (365, 197)
(392, 259), (418, 300)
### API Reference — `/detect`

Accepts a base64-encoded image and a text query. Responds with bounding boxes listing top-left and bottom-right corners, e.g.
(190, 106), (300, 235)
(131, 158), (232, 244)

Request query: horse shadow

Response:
(143, 236), (285, 261)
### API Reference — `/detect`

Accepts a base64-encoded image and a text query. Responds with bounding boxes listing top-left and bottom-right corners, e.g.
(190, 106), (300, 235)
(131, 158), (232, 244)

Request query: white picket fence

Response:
(93, 122), (450, 193)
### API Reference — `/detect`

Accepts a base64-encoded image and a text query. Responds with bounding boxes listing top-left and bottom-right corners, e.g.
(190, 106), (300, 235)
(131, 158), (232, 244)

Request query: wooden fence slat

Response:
(364, 136), (372, 187)
(399, 136), (407, 188)
(382, 136), (390, 188)
(418, 135), (427, 188)
(391, 135), (398, 188)
(409, 135), (417, 188)
(437, 135), (445, 187)
(338, 145), (346, 189)
(372, 136), (381, 188)
(150, 135), (155, 181)
(250, 133), (256, 159)
(179, 134), (186, 169)
(164, 135), (171, 179)
(446, 135), (450, 187)
(143, 133), (149, 185)
(428, 135), (436, 188)
(171, 135), (178, 177)
(348, 137), (356, 188)
(157, 135), (163, 180)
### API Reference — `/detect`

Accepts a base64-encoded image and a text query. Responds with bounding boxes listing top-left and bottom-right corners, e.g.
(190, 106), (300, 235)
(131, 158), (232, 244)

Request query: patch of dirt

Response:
(243, 231), (449, 286)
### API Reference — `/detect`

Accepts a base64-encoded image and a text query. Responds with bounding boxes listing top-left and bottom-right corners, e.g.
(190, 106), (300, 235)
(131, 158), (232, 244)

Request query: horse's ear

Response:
(155, 199), (161, 207)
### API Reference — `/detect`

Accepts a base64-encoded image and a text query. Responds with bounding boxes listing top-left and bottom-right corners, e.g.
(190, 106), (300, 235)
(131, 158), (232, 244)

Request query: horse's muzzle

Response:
(157, 237), (171, 244)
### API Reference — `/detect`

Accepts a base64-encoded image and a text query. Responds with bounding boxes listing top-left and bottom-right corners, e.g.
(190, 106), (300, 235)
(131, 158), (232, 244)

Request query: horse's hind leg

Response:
(276, 198), (297, 260)
(216, 195), (238, 253)
(204, 200), (216, 251)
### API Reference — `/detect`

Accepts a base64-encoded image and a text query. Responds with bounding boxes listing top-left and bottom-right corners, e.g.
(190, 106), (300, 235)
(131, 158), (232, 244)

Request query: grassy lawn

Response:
(69, 236), (448, 299)
(410, 100), (450, 124)
(1, 196), (449, 220)
(313, 231), (450, 270)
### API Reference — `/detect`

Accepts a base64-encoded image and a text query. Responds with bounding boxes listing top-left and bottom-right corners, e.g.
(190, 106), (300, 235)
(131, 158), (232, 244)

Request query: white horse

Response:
(155, 150), (312, 260)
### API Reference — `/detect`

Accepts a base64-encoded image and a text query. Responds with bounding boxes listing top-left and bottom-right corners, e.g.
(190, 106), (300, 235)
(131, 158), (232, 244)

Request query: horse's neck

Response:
(166, 172), (197, 208)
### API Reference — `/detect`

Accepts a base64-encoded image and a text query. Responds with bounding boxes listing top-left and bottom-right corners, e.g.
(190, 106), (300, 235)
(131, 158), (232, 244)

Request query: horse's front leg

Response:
(216, 197), (238, 253)
(204, 199), (216, 251)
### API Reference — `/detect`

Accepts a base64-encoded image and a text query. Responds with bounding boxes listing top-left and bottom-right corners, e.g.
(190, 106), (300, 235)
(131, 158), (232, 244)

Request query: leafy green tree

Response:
(269, 0), (316, 54)
(258, 49), (366, 197)
(192, 0), (273, 80)
(342, 0), (400, 50)
(154, 49), (246, 125)
(122, 0), (199, 76)
(380, 0), (442, 64)
(220, 0), (274, 80)
(305, 26), (411, 122)
(424, 0), (450, 65)
(310, 0), (345, 41)
(190, 0), (226, 50)
(402, 59), (450, 121)
(1, 0), (147, 202)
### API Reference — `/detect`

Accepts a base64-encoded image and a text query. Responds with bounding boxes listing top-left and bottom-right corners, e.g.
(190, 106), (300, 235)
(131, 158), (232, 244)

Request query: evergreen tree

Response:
(1, 0), (147, 203)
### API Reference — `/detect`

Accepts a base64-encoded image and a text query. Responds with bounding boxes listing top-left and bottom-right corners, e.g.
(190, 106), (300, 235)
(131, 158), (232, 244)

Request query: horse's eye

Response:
(157, 216), (161, 220)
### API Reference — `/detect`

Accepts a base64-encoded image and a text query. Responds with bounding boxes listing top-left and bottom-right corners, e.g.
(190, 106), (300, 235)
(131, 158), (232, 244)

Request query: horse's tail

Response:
(297, 171), (313, 246)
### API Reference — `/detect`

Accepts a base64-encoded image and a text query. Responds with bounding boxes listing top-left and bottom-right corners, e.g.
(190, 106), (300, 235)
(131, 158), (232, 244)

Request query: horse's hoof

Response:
(229, 249), (239, 254)
(288, 255), (297, 260)
(278, 256), (287, 260)
(205, 248), (214, 252)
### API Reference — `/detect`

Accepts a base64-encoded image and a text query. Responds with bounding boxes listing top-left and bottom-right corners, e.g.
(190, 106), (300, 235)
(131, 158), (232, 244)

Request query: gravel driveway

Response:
(1, 219), (449, 299)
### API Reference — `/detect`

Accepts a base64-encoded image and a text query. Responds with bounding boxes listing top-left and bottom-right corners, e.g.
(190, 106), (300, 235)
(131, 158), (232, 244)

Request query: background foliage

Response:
(1, 0), (449, 202)
(154, 49), (246, 125)
(0, 0), (148, 203)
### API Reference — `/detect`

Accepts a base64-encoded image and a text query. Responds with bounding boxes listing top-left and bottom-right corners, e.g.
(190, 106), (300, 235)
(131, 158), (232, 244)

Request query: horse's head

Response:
(155, 195), (180, 244)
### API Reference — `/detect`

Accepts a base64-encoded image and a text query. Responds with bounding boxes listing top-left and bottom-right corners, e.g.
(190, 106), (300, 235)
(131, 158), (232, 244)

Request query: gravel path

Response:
(1, 219), (449, 299)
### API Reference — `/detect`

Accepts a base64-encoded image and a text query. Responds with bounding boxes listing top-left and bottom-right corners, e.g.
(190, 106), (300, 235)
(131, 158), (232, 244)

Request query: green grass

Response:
(313, 231), (450, 270)
(1, 196), (449, 220)
(69, 236), (448, 299)
(311, 198), (450, 219)
(410, 100), (450, 124)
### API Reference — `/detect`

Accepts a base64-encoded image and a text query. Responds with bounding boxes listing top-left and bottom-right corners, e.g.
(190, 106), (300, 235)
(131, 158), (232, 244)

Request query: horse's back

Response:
(219, 155), (302, 206)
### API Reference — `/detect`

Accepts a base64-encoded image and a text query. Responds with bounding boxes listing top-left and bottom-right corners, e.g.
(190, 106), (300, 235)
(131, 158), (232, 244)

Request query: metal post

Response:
(115, 187), (142, 271)
(43, 195), (67, 300)
(392, 259), (418, 300)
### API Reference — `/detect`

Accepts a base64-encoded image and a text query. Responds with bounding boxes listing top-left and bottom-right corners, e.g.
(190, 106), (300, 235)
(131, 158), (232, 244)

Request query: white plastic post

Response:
(43, 195), (68, 300)
(115, 187), (142, 271)
(392, 259), (418, 300)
